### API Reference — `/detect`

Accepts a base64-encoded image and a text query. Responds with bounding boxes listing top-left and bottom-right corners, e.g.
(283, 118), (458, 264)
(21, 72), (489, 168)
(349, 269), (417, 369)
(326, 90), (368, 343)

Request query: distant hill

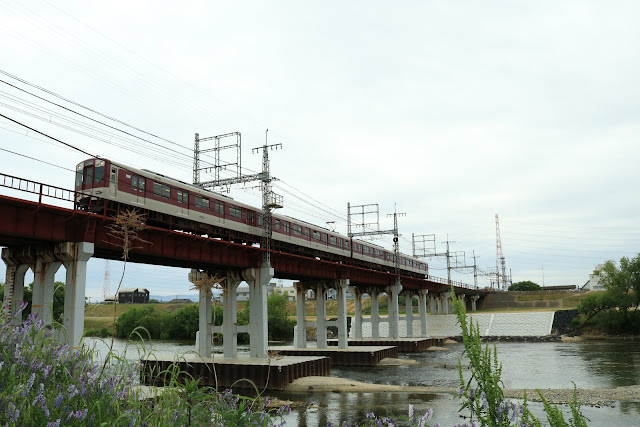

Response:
(150, 294), (198, 302)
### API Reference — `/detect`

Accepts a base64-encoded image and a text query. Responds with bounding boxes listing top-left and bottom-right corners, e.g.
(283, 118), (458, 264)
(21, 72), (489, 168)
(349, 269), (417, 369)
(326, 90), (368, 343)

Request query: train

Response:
(74, 157), (428, 278)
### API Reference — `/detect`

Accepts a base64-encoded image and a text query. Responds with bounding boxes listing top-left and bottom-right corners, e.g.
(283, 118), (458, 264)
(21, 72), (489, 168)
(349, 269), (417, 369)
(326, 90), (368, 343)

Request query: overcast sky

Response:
(1, 1), (639, 300)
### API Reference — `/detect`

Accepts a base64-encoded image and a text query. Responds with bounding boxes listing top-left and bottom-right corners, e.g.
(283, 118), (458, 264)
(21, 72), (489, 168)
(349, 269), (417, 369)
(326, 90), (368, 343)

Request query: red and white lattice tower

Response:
(495, 214), (508, 290)
(102, 260), (111, 301)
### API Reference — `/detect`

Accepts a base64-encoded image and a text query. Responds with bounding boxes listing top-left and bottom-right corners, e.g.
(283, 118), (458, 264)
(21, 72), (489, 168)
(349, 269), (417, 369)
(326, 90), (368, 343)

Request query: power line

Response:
(0, 112), (94, 156)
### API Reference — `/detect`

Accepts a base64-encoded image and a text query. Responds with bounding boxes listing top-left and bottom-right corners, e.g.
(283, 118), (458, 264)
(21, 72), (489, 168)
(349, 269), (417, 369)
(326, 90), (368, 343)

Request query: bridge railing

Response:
(0, 173), (76, 205)
(427, 274), (477, 290)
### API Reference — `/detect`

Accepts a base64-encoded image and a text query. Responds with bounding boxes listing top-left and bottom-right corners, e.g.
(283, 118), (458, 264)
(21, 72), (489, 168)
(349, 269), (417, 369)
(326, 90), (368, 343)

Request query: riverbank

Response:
(286, 375), (640, 406)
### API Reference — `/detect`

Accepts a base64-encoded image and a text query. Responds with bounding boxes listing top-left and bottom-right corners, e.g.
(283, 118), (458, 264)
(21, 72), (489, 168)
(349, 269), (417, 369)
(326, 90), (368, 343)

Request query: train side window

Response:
(274, 219), (280, 229)
(177, 191), (188, 204)
(75, 164), (83, 186)
(293, 224), (302, 235)
(321, 233), (328, 243)
(330, 236), (336, 245)
(283, 222), (290, 233)
(304, 228), (310, 238)
(246, 211), (255, 223)
(258, 214), (263, 225)
(338, 238), (343, 248)
(215, 201), (224, 214)
(110, 168), (117, 184)
(132, 175), (145, 192)
(345, 241), (349, 250)
(313, 231), (320, 240)
(195, 195), (209, 209)
(229, 205), (242, 219)
(153, 182), (170, 198)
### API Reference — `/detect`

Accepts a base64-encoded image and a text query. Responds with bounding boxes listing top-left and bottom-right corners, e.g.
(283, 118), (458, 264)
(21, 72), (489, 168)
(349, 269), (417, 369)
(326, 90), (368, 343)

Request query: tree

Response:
(267, 293), (295, 341)
(508, 280), (541, 291)
(595, 255), (640, 309)
(577, 253), (640, 332)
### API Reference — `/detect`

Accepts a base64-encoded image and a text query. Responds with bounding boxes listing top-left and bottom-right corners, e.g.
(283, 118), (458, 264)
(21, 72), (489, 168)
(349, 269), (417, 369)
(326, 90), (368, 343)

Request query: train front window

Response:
(94, 160), (105, 183)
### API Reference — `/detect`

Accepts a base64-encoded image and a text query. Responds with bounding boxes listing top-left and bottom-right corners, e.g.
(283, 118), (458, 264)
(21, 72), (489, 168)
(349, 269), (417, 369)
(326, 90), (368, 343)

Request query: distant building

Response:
(581, 264), (606, 291)
(274, 286), (296, 301)
(219, 282), (278, 303)
(117, 288), (150, 304)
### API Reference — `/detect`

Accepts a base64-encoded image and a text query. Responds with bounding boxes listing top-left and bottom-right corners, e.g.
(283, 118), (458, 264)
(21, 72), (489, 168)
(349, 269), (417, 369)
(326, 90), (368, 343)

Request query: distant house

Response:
(274, 286), (296, 301)
(117, 288), (150, 304)
(581, 264), (606, 291)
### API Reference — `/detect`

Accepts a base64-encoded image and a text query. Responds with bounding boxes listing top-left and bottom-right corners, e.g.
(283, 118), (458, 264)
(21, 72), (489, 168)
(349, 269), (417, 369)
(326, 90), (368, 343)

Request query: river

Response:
(84, 337), (640, 426)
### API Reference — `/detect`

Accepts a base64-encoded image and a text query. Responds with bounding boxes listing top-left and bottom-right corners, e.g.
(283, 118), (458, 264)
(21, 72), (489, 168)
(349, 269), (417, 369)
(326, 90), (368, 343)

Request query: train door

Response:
(177, 190), (189, 216)
(109, 166), (118, 198)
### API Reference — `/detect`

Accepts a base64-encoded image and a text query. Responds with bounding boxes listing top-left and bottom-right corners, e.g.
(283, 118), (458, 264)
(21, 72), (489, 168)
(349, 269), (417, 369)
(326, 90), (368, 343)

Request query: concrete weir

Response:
(140, 353), (331, 391)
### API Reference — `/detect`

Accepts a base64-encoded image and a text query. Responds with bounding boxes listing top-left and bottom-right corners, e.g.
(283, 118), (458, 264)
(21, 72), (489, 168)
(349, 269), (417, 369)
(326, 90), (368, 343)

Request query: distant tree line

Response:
(115, 292), (295, 342)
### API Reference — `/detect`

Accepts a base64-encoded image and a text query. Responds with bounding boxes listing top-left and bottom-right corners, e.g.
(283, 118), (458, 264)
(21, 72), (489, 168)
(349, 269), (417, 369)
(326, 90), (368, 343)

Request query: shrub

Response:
(508, 281), (541, 291)
(267, 293), (295, 341)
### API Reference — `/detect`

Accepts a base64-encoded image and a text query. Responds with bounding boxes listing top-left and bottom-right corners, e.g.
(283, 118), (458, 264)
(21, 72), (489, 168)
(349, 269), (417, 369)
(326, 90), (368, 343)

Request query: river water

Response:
(84, 337), (640, 426)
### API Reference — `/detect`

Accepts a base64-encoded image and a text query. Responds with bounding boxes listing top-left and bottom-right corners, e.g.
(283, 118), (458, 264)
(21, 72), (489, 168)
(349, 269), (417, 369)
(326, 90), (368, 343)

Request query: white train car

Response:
(74, 158), (428, 278)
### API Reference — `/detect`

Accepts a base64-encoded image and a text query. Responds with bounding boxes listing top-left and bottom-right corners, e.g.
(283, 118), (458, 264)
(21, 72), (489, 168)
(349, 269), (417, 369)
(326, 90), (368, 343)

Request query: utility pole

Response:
(347, 202), (405, 281)
(253, 129), (282, 265)
(193, 130), (282, 263)
(443, 236), (456, 285)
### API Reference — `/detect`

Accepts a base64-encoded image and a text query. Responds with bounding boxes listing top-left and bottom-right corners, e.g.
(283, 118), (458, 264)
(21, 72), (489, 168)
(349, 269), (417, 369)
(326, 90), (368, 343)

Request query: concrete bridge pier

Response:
(418, 289), (428, 337)
(334, 279), (349, 348)
(31, 248), (62, 325)
(1, 246), (31, 324)
(293, 281), (310, 349)
(314, 281), (328, 349)
(369, 288), (381, 339)
(387, 281), (402, 339)
(188, 269), (212, 358)
(221, 275), (243, 358)
(471, 295), (480, 312)
(350, 286), (364, 339)
(56, 242), (94, 348)
(242, 263), (274, 359)
(429, 294), (437, 315)
(404, 290), (415, 337)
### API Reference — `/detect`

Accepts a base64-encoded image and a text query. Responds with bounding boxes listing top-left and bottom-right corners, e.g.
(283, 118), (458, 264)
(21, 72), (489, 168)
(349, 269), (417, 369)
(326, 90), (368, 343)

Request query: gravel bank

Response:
(288, 377), (640, 406)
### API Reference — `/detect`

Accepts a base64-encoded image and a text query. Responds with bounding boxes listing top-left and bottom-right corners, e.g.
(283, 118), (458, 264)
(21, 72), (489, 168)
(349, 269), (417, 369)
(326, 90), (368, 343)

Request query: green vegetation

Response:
(112, 293), (295, 342)
(508, 280), (541, 291)
(576, 253), (640, 334)
(452, 288), (588, 426)
(0, 302), (289, 425)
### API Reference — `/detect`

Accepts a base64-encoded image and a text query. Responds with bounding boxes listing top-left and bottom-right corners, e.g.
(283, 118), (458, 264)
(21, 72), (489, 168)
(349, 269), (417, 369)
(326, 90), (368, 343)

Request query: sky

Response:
(1, 1), (639, 300)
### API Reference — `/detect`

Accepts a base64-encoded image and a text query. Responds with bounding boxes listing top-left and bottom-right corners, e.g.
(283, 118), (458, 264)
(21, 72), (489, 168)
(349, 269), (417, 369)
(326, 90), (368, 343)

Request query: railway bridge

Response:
(0, 173), (487, 361)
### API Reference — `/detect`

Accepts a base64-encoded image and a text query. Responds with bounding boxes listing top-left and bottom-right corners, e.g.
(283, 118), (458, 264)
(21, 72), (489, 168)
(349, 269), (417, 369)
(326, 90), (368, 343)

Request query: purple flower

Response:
(47, 420), (61, 427)
(6, 401), (20, 422)
(55, 393), (63, 408)
(68, 384), (77, 399)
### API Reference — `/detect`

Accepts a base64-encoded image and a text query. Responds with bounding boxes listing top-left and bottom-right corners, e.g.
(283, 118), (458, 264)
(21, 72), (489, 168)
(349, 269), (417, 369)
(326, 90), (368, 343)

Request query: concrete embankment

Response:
(352, 312), (557, 339)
